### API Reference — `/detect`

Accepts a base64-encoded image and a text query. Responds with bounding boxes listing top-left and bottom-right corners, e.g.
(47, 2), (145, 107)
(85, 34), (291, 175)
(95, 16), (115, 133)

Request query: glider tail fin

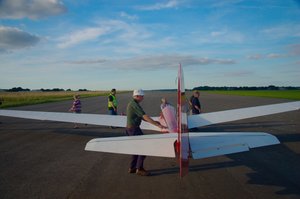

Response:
(177, 64), (190, 177)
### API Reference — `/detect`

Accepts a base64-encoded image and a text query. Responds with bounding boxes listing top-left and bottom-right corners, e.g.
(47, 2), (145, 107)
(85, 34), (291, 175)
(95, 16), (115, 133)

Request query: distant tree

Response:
(268, 85), (278, 90)
(6, 87), (30, 92)
(40, 88), (66, 92)
(52, 88), (64, 91)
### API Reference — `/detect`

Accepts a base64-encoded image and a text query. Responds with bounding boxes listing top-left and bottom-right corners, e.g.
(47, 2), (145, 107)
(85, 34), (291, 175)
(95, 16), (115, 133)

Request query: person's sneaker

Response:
(136, 168), (151, 176)
(128, 168), (136, 173)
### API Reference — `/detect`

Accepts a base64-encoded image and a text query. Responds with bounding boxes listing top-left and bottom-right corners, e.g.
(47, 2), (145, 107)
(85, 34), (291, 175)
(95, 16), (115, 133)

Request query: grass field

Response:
(0, 91), (110, 108)
(1, 90), (299, 108)
(206, 90), (300, 100)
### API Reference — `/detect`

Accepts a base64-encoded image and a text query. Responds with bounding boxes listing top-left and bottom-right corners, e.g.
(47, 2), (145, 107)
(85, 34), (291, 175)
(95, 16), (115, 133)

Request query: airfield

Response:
(0, 91), (299, 199)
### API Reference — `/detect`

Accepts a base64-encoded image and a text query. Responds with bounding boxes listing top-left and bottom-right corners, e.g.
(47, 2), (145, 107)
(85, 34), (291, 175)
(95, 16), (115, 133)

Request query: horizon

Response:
(1, 85), (300, 92)
(0, 0), (300, 90)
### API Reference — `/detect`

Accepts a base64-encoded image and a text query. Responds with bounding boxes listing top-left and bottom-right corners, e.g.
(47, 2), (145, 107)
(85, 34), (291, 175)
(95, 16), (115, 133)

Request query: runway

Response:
(0, 91), (300, 199)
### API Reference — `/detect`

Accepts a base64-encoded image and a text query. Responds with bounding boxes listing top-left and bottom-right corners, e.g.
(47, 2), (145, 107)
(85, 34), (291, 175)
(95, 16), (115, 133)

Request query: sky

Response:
(0, 0), (300, 90)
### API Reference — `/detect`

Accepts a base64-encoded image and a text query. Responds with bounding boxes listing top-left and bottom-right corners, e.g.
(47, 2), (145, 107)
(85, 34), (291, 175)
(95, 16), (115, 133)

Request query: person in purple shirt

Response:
(69, 94), (81, 128)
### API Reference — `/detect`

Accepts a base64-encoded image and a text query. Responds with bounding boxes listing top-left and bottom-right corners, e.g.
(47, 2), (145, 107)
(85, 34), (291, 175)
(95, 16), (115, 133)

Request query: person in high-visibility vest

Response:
(108, 88), (118, 115)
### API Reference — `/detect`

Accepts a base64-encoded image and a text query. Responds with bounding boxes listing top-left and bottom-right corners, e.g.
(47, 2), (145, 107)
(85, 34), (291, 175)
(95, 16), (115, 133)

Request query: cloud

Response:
(0, 26), (40, 52)
(0, 0), (67, 19)
(210, 28), (244, 43)
(119, 12), (138, 20)
(211, 30), (227, 37)
(247, 53), (285, 60)
(247, 54), (263, 60)
(64, 59), (107, 65)
(121, 55), (236, 70)
(266, 53), (284, 59)
(56, 20), (152, 49)
(225, 70), (254, 77)
(261, 24), (300, 39)
(65, 55), (236, 70)
(57, 27), (111, 48)
(192, 29), (245, 44)
(288, 44), (300, 55)
(208, 0), (245, 7)
(136, 0), (182, 10)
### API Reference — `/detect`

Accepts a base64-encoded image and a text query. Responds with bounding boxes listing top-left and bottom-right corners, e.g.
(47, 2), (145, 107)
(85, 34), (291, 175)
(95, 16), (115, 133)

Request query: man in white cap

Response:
(126, 89), (165, 176)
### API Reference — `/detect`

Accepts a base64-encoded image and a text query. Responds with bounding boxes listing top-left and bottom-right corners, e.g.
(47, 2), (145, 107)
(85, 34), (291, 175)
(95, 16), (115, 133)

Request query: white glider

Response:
(0, 65), (299, 177)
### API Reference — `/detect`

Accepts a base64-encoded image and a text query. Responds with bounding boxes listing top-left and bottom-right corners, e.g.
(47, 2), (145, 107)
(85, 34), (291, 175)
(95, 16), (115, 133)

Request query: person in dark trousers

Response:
(126, 89), (165, 176)
(190, 91), (201, 114)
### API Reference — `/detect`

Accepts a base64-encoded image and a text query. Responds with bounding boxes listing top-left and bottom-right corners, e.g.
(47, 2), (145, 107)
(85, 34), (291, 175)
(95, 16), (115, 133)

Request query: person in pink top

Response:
(69, 94), (81, 128)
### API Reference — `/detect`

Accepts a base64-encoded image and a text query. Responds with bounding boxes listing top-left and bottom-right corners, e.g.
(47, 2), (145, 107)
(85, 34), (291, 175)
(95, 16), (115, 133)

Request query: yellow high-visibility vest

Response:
(108, 94), (117, 108)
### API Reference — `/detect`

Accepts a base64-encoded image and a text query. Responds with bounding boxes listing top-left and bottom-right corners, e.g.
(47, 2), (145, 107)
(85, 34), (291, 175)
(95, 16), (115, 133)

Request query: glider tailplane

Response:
(85, 133), (177, 158)
(189, 132), (280, 159)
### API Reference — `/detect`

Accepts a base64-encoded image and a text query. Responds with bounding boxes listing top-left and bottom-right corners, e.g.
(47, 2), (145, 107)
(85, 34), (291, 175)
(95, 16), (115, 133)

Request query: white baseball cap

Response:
(133, 89), (144, 96)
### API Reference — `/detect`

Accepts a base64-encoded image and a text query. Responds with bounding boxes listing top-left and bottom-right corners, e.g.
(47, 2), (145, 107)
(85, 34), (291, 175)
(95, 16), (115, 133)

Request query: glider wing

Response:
(188, 101), (300, 129)
(0, 110), (127, 126)
(0, 110), (161, 131)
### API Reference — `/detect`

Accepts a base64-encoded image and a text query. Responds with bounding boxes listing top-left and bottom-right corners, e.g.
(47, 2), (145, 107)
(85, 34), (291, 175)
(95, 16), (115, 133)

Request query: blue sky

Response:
(0, 0), (299, 90)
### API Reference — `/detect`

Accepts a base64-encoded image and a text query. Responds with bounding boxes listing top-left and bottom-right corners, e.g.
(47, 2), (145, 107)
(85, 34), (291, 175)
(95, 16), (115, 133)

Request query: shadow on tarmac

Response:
(152, 122), (300, 197)
(1, 117), (300, 197)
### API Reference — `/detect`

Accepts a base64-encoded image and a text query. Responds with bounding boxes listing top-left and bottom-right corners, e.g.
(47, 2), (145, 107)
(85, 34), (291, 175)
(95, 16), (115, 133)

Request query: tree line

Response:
(2, 87), (89, 92)
(192, 85), (300, 91)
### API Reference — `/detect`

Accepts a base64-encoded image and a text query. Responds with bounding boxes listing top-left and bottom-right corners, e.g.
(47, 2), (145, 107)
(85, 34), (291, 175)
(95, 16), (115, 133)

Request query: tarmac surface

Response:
(0, 91), (300, 199)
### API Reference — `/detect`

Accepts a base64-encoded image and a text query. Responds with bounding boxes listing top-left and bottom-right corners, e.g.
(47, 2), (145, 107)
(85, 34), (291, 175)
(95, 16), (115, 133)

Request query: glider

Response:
(0, 65), (299, 177)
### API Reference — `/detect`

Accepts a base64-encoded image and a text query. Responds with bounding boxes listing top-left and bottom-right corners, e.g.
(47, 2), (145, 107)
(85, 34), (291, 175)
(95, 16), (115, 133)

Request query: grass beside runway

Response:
(205, 90), (300, 100)
(1, 90), (299, 109)
(0, 91), (110, 108)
